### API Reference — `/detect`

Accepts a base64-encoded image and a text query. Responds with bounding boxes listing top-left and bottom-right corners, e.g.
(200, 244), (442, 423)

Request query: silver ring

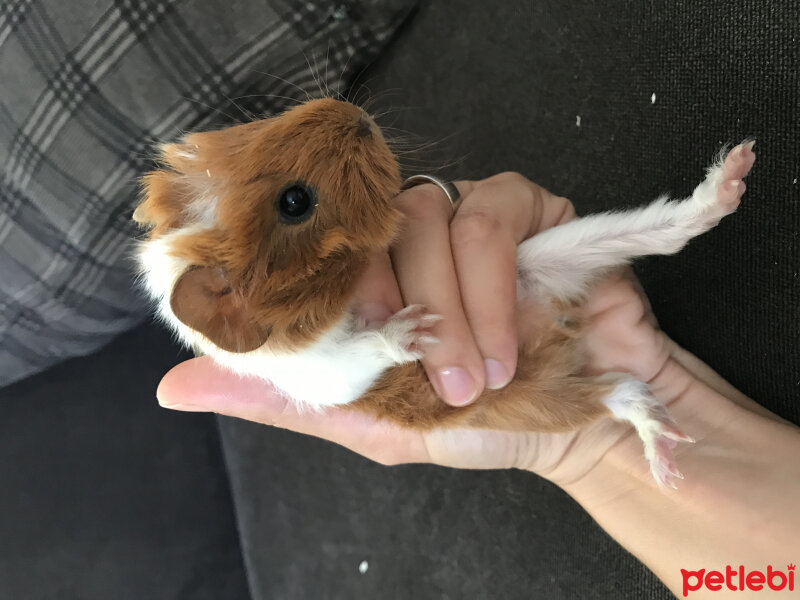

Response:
(400, 174), (461, 210)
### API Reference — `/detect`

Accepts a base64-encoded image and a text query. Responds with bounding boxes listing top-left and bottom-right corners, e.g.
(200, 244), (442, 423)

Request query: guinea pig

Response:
(132, 97), (755, 488)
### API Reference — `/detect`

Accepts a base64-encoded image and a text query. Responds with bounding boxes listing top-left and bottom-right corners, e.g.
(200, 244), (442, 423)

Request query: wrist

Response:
(557, 363), (800, 598)
(665, 337), (790, 424)
(561, 358), (734, 503)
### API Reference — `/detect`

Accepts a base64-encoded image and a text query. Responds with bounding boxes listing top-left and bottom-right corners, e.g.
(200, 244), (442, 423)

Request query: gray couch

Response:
(2, 1), (797, 599)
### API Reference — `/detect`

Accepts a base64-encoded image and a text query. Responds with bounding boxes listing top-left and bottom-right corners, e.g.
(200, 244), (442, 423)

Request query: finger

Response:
(350, 251), (403, 326)
(391, 182), (486, 406)
(448, 203), (520, 388)
(531, 180), (577, 231)
(451, 174), (578, 390)
(613, 266), (659, 328)
(391, 176), (576, 404)
(156, 356), (430, 465)
(448, 173), (571, 389)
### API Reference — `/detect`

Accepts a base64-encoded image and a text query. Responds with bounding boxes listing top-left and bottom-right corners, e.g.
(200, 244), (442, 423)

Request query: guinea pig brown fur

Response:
(133, 97), (755, 488)
(135, 99), (401, 354)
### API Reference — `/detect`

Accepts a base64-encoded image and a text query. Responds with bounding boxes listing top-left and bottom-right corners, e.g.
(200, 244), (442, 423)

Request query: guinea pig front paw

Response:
(370, 304), (441, 364)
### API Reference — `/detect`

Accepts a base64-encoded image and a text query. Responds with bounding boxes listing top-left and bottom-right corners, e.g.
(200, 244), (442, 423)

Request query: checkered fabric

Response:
(0, 0), (416, 387)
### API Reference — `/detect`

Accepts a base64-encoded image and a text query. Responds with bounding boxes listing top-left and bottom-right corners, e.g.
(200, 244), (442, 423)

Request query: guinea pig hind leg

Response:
(599, 374), (695, 489)
(516, 141), (756, 302)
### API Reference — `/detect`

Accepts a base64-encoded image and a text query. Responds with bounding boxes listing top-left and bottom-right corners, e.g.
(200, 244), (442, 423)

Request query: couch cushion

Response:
(0, 323), (251, 600)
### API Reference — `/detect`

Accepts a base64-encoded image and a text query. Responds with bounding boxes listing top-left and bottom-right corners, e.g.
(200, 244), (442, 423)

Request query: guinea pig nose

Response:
(355, 115), (373, 138)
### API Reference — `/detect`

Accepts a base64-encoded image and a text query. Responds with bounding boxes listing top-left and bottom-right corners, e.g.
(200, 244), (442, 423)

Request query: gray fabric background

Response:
(0, 325), (251, 599)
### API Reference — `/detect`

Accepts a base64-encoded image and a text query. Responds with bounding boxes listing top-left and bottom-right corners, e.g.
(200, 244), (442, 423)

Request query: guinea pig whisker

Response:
(248, 69), (312, 102)
(371, 101), (430, 118)
(370, 106), (415, 133)
(352, 86), (403, 114)
(347, 79), (368, 105)
(234, 93), (304, 110)
(324, 40), (332, 97)
(181, 96), (245, 125)
(303, 51), (330, 100)
(395, 154), (469, 177)
(219, 91), (259, 122)
(324, 43), (346, 100)
(380, 125), (420, 136)
(394, 152), (466, 173)
(371, 107), (409, 128)
(396, 131), (459, 153)
(383, 135), (429, 149)
(317, 46), (332, 99)
(361, 93), (406, 117)
(335, 52), (356, 100)
(348, 79), (390, 111)
(382, 126), (467, 175)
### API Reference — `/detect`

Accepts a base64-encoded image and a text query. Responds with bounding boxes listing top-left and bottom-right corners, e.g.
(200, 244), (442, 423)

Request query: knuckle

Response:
(558, 199), (577, 222)
(619, 282), (644, 307)
(484, 171), (541, 206)
(489, 170), (529, 186)
(450, 211), (503, 245)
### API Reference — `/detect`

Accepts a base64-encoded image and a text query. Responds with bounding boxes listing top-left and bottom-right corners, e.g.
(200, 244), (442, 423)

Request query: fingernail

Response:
(484, 359), (511, 390)
(436, 367), (479, 406)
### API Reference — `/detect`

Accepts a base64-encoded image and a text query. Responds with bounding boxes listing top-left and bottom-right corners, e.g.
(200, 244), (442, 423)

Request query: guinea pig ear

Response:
(170, 266), (271, 353)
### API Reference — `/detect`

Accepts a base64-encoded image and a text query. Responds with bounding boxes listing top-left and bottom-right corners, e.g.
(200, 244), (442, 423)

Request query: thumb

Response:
(156, 355), (286, 421)
(156, 355), (429, 465)
(350, 251), (403, 325)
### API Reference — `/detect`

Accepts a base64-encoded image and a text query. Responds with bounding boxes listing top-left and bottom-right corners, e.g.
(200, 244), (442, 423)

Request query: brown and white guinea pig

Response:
(132, 97), (755, 488)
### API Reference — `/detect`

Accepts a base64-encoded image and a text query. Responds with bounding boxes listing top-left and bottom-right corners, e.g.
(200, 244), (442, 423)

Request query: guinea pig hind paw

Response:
(650, 435), (683, 490)
(691, 140), (756, 221)
(602, 376), (693, 490)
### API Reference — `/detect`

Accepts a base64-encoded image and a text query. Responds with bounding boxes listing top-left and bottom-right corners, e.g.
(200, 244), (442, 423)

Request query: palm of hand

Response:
(158, 271), (670, 488)
(421, 271), (670, 486)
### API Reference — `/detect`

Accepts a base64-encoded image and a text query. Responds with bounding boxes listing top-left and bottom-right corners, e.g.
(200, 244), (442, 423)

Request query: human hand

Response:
(156, 174), (689, 488)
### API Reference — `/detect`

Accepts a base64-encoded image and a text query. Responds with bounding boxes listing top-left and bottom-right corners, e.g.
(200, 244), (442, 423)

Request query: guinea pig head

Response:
(134, 98), (403, 354)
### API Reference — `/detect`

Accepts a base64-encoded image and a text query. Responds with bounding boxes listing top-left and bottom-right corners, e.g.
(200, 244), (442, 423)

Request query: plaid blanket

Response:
(0, 0), (415, 387)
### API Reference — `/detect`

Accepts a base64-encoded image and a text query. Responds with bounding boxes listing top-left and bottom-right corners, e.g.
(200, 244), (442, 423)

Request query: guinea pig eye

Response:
(277, 183), (316, 223)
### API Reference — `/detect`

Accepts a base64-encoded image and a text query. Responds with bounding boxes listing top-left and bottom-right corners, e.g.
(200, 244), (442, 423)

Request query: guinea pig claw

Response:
(660, 422), (695, 444)
(367, 305), (441, 365)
